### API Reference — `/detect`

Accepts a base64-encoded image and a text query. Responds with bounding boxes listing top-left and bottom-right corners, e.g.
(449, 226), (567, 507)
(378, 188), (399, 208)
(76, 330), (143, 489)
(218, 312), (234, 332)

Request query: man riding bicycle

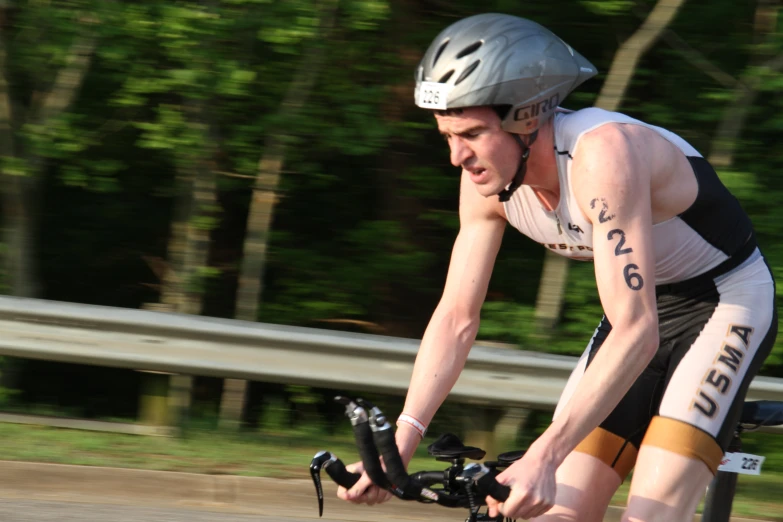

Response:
(337, 13), (778, 522)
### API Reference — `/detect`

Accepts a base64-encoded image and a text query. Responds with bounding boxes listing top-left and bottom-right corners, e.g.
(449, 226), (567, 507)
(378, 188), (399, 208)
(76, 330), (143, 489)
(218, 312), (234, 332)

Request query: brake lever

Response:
(310, 450), (332, 517)
(309, 450), (361, 517)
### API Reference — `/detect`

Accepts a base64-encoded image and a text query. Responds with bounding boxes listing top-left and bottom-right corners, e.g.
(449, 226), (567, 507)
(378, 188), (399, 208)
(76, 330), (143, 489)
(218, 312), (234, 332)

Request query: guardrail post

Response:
(463, 406), (530, 460)
(218, 378), (248, 429)
(168, 374), (192, 432)
(138, 370), (171, 426)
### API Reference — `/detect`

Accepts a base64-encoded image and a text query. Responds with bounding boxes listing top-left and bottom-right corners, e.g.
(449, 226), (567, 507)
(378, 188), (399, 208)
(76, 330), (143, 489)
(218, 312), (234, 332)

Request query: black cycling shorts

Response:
(554, 243), (777, 478)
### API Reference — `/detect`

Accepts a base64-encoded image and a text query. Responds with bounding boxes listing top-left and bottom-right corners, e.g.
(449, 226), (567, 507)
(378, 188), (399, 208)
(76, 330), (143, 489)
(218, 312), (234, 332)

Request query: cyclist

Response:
(337, 12), (777, 522)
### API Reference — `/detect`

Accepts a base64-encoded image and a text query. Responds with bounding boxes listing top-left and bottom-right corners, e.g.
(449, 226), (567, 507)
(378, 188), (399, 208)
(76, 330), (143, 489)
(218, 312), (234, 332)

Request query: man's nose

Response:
(449, 137), (472, 168)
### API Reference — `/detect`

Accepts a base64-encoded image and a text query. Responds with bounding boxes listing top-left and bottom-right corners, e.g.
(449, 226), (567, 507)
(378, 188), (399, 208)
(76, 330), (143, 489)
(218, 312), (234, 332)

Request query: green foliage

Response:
(477, 301), (537, 345)
(1, 0), (783, 406)
(580, 0), (634, 16)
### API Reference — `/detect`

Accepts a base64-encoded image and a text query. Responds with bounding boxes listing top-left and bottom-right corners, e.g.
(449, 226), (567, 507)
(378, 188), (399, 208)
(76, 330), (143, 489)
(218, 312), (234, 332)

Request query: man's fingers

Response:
(485, 495), (500, 517)
(345, 472), (374, 501)
(336, 467), (370, 502)
(335, 465), (396, 506)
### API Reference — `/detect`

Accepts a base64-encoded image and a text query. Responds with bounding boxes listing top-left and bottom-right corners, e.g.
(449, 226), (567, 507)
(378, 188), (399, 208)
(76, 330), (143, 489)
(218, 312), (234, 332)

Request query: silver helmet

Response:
(414, 13), (597, 134)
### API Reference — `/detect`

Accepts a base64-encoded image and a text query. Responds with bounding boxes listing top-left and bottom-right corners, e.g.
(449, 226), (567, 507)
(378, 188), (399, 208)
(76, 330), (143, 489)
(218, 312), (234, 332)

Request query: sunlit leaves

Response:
(343, 0), (390, 31)
(579, 0), (633, 16)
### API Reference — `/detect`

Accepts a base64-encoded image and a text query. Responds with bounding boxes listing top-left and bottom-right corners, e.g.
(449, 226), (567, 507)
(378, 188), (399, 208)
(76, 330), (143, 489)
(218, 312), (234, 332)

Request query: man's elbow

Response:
(637, 323), (660, 359)
(613, 315), (659, 360)
(434, 304), (481, 346)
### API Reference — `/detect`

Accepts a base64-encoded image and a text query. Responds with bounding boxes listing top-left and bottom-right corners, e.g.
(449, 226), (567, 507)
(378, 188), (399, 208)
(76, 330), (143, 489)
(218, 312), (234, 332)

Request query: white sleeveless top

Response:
(502, 107), (753, 285)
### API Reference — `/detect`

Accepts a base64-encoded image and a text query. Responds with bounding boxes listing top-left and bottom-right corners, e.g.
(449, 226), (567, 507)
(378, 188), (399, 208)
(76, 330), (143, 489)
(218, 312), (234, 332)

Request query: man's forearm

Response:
(396, 307), (478, 463)
(536, 325), (658, 466)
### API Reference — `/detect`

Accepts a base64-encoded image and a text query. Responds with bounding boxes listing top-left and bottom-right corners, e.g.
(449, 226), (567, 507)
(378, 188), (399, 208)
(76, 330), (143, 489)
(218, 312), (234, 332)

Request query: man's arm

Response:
(533, 123), (661, 466)
(395, 169), (506, 464)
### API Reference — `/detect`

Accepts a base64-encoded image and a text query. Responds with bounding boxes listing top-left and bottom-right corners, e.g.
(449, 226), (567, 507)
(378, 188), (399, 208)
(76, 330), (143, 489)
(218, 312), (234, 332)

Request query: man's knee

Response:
(530, 451), (623, 522)
(621, 495), (696, 522)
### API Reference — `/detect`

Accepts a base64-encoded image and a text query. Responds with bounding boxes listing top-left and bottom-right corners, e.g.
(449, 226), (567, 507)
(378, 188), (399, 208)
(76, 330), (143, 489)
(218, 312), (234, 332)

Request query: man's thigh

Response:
(533, 451), (622, 522)
(623, 446), (713, 522)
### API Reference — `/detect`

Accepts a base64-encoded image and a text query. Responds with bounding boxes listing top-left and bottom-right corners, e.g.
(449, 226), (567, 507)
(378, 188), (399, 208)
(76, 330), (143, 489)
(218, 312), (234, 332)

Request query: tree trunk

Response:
(158, 104), (217, 316)
(234, 0), (338, 322)
(0, 29), (95, 297)
(181, 158), (217, 315)
(158, 178), (190, 313)
(532, 0), (687, 335)
(594, 0), (687, 111)
(0, 27), (29, 296)
(221, 0), (339, 429)
(708, 2), (781, 168)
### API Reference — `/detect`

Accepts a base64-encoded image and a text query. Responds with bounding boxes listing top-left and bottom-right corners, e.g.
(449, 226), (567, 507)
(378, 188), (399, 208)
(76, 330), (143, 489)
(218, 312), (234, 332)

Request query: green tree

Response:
(0, 2), (101, 297)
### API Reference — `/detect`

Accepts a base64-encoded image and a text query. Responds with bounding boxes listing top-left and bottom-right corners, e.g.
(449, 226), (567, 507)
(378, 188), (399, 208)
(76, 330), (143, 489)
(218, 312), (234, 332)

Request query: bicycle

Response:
(309, 395), (783, 522)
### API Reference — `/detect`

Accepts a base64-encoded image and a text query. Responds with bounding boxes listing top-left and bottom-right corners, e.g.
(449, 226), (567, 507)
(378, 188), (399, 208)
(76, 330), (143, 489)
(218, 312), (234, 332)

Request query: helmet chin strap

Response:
(497, 130), (538, 203)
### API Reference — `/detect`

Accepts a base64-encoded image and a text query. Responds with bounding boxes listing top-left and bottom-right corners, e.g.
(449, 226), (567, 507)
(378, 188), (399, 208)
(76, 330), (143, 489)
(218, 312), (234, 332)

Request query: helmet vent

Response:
(432, 39), (450, 67)
(456, 41), (483, 59)
(438, 70), (454, 83)
(454, 60), (480, 85)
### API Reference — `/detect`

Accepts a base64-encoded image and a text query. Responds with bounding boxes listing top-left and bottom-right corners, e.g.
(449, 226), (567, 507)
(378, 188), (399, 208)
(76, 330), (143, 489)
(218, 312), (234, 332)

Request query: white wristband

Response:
(397, 413), (428, 438)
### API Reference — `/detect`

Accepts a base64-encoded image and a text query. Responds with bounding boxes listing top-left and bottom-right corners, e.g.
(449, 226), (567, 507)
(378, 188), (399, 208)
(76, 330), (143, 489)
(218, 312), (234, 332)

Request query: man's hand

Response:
(485, 445), (558, 520)
(336, 461), (393, 506)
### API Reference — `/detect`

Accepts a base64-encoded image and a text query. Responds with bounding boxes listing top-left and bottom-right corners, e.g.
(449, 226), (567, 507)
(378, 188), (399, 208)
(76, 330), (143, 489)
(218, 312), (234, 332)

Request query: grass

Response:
(0, 421), (782, 520)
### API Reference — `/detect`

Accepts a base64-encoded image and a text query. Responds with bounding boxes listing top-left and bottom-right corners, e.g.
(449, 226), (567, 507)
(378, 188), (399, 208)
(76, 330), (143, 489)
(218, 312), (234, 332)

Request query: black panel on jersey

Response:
(679, 157), (754, 256)
(585, 278), (720, 450)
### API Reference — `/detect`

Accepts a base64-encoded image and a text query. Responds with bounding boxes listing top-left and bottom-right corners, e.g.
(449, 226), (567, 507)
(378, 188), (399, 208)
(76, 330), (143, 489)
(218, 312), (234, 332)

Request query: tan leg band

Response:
(573, 427), (638, 480)
(640, 416), (724, 475)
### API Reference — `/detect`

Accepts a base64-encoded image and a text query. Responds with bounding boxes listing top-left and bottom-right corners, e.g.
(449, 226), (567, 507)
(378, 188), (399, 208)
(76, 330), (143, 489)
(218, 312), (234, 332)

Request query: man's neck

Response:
(523, 120), (559, 196)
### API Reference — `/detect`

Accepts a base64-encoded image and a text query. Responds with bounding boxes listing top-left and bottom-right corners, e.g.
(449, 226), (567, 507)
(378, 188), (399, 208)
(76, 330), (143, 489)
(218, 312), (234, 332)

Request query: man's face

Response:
(435, 106), (522, 198)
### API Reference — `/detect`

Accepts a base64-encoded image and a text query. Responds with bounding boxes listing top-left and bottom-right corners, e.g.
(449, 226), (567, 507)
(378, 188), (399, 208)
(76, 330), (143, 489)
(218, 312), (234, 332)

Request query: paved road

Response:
(0, 496), (446, 522)
(0, 500), (306, 522)
(0, 461), (767, 522)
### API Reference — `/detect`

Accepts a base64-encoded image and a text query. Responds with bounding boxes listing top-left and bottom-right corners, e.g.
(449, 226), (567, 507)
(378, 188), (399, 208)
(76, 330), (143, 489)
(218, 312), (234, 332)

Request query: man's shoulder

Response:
(558, 107), (701, 159)
(555, 107), (622, 156)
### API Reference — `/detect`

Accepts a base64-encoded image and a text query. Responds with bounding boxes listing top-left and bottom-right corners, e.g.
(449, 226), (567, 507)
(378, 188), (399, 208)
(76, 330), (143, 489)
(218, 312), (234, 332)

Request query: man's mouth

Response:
(468, 167), (487, 181)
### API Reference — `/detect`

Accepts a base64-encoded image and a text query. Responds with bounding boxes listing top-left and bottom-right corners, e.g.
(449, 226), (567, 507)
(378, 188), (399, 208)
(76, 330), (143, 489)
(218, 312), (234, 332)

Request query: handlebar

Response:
(309, 395), (513, 521)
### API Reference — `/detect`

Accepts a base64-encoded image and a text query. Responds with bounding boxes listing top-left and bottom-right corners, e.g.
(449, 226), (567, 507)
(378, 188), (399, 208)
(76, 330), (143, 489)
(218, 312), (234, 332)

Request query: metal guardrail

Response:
(0, 295), (780, 424)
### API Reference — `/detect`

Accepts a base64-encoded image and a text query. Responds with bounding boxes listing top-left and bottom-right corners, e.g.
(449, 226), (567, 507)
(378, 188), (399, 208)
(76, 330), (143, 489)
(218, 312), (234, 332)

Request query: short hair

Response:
(431, 105), (511, 120)
(432, 108), (464, 116)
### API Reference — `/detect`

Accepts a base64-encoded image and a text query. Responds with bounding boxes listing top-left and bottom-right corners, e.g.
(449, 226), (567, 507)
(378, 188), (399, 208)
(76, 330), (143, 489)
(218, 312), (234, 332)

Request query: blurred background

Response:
(0, 0), (782, 519)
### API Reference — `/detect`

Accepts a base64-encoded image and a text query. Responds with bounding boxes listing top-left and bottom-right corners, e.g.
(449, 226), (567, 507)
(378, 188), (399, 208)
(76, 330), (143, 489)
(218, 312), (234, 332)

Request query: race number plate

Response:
(717, 452), (764, 475)
(415, 81), (452, 110)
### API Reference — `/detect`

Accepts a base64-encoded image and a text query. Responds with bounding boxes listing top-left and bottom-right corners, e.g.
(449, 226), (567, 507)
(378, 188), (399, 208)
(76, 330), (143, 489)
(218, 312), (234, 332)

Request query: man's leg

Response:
(535, 316), (641, 522)
(620, 255), (778, 521)
(533, 450), (622, 522)
(622, 445), (712, 522)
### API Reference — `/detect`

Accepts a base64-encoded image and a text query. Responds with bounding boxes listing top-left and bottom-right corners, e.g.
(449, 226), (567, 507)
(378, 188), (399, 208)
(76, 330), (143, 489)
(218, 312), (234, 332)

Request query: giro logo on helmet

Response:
(514, 93), (560, 123)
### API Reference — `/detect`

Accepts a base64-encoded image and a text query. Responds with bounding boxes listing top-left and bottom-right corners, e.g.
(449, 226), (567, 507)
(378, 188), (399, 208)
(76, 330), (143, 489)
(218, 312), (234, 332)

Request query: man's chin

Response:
(475, 183), (503, 199)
